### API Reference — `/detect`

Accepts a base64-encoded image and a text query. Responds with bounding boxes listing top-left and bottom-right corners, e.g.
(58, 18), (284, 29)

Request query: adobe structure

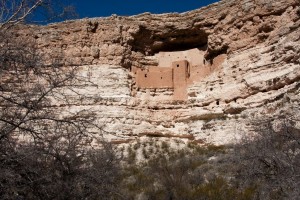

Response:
(132, 48), (226, 100)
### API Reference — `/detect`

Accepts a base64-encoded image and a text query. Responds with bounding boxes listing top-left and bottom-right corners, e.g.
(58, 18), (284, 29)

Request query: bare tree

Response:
(0, 1), (122, 199)
(0, 0), (77, 29)
(234, 117), (300, 200)
(0, 0), (43, 29)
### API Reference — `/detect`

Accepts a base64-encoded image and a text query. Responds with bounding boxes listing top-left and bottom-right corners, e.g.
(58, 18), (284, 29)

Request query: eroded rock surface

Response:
(14, 0), (300, 144)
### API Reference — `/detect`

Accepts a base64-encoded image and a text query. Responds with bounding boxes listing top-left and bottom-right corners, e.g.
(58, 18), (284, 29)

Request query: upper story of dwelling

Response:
(156, 48), (205, 68)
(131, 48), (226, 92)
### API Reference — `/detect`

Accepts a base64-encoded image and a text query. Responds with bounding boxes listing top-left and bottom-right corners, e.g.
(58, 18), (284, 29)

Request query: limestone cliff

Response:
(17, 0), (300, 144)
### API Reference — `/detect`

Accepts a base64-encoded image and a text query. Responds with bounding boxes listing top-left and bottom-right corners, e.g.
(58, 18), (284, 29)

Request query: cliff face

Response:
(22, 0), (300, 144)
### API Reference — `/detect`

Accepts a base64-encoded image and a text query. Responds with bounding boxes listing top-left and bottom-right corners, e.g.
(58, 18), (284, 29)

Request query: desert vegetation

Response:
(119, 117), (300, 200)
(0, 1), (299, 200)
(0, 1), (121, 199)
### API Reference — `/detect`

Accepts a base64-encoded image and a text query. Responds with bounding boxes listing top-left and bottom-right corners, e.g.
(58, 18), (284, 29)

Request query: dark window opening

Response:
(210, 88), (213, 91)
(145, 74), (147, 78)
(161, 77), (163, 79)
(177, 64), (179, 67)
(216, 100), (220, 105)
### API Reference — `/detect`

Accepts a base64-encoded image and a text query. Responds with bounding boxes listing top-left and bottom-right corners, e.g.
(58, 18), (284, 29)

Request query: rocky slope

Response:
(18, 0), (300, 145)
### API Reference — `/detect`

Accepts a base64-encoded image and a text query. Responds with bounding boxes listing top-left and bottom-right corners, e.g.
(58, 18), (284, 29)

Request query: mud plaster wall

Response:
(173, 60), (189, 100)
(135, 67), (173, 88)
(133, 48), (226, 100)
(188, 54), (227, 84)
(157, 48), (205, 67)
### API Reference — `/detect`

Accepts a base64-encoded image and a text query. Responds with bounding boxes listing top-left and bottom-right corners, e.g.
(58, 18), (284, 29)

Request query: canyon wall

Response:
(18, 0), (300, 145)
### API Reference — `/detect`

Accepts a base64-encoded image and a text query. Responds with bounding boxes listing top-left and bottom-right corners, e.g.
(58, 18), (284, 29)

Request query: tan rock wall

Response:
(14, 0), (300, 145)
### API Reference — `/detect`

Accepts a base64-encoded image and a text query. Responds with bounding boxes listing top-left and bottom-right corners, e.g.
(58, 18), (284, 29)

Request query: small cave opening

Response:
(129, 25), (209, 56)
(151, 32), (208, 55)
(205, 45), (229, 61)
(151, 38), (208, 55)
(128, 25), (229, 69)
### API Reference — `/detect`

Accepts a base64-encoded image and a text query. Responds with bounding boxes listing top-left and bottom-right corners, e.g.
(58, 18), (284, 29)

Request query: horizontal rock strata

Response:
(9, 0), (300, 145)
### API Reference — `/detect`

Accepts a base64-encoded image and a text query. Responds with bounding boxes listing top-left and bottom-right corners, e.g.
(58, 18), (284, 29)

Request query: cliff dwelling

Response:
(132, 48), (226, 100)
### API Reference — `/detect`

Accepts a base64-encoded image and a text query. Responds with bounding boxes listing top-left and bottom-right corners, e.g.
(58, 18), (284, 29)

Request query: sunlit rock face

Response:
(20, 0), (300, 144)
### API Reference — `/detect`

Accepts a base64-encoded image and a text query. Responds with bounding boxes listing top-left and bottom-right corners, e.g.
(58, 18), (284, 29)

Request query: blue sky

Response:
(71, 0), (220, 18)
